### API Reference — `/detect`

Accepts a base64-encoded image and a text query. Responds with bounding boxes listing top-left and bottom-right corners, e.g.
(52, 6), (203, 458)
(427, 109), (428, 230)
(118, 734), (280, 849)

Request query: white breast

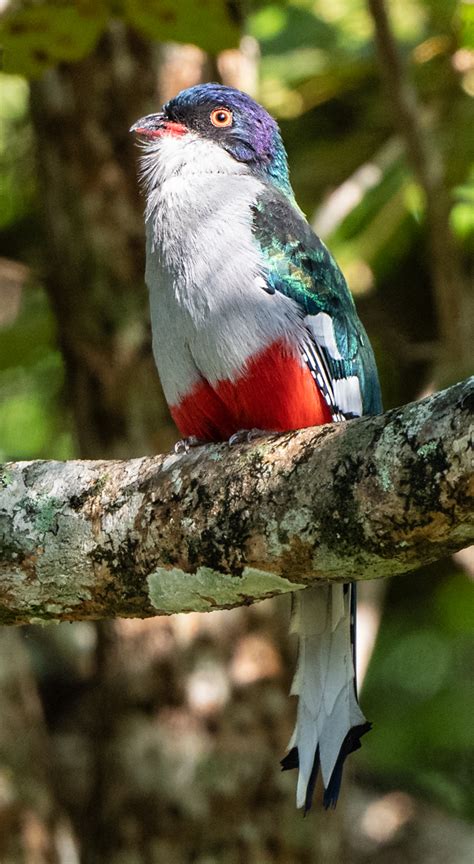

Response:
(141, 135), (303, 406)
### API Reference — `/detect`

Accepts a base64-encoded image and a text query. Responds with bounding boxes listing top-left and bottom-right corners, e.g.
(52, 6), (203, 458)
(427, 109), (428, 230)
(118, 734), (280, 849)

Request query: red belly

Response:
(170, 339), (332, 442)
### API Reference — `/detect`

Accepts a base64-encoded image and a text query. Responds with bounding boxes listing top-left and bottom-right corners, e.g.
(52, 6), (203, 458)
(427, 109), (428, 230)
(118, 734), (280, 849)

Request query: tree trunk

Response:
(29, 24), (174, 459)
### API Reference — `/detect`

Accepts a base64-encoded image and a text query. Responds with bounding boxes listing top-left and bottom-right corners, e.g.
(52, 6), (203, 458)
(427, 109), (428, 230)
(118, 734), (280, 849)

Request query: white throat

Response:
(139, 134), (251, 232)
(140, 133), (266, 299)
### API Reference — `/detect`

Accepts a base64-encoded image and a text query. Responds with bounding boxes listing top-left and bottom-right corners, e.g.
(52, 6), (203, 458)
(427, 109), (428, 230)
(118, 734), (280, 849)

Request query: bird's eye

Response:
(210, 107), (233, 128)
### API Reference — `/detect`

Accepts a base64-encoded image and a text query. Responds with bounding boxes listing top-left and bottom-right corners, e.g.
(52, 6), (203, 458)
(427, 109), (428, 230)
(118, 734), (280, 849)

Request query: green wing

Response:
(251, 187), (382, 417)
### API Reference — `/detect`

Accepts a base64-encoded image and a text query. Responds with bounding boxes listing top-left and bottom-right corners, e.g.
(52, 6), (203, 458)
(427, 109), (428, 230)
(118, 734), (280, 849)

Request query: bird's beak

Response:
(129, 112), (188, 139)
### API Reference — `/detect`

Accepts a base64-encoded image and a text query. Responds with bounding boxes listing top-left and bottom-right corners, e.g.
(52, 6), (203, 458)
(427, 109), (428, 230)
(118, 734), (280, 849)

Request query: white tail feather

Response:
(286, 584), (368, 809)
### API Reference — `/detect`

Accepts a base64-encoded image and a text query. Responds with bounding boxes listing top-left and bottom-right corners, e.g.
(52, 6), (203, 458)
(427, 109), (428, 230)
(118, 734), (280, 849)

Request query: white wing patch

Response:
(332, 375), (363, 417)
(306, 312), (342, 360)
(301, 313), (363, 420)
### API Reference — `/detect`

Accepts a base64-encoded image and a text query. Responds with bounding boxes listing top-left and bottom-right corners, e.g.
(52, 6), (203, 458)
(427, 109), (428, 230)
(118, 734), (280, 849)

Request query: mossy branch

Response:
(0, 378), (472, 625)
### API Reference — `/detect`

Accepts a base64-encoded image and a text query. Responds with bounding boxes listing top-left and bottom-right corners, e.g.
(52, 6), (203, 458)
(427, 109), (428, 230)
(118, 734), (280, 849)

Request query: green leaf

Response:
(459, 0), (474, 49)
(450, 169), (474, 245)
(0, 73), (33, 228)
(0, 2), (108, 78)
(122, 0), (241, 53)
(0, 0), (241, 79)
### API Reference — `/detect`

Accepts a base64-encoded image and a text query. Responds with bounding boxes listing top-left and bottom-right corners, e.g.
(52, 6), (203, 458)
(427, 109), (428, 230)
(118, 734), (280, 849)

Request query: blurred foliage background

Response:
(0, 1), (473, 862)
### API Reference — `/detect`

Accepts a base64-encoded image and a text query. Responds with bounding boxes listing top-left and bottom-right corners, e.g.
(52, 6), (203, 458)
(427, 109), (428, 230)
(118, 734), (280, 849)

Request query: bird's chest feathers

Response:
(144, 163), (301, 401)
(146, 169), (263, 318)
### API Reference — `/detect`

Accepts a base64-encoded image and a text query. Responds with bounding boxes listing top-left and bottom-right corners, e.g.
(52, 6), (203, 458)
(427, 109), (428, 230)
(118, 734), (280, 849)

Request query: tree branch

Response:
(0, 378), (472, 625)
(367, 0), (470, 369)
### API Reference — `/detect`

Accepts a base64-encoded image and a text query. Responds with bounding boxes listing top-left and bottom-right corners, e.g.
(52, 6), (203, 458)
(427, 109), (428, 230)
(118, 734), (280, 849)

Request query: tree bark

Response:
(1, 378), (472, 626)
(29, 24), (175, 459)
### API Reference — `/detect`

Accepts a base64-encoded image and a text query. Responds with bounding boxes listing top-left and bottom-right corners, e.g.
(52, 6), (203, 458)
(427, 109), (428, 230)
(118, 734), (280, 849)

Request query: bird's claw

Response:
(174, 435), (205, 453)
(228, 428), (270, 446)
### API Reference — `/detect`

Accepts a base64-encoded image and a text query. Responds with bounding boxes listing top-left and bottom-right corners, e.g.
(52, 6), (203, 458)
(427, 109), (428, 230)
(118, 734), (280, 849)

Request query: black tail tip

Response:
(322, 720), (372, 810)
(280, 747), (299, 772)
(281, 721), (372, 812)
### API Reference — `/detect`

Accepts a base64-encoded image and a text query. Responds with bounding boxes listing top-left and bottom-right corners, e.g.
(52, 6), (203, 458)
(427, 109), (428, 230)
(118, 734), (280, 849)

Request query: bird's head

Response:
(130, 83), (292, 198)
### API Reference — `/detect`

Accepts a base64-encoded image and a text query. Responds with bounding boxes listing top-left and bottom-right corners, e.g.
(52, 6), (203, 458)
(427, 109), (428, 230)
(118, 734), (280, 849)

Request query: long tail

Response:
(281, 583), (371, 811)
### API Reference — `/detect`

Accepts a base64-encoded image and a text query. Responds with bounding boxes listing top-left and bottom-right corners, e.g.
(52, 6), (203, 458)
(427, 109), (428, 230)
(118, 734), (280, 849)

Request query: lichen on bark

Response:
(0, 378), (472, 625)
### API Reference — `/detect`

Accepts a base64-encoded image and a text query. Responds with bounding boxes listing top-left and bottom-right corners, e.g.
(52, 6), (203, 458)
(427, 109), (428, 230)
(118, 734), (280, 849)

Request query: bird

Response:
(130, 83), (382, 811)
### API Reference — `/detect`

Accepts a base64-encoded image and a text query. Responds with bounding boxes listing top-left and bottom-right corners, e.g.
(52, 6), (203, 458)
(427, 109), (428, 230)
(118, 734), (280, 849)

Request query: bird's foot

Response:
(228, 428), (271, 446)
(174, 435), (206, 454)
